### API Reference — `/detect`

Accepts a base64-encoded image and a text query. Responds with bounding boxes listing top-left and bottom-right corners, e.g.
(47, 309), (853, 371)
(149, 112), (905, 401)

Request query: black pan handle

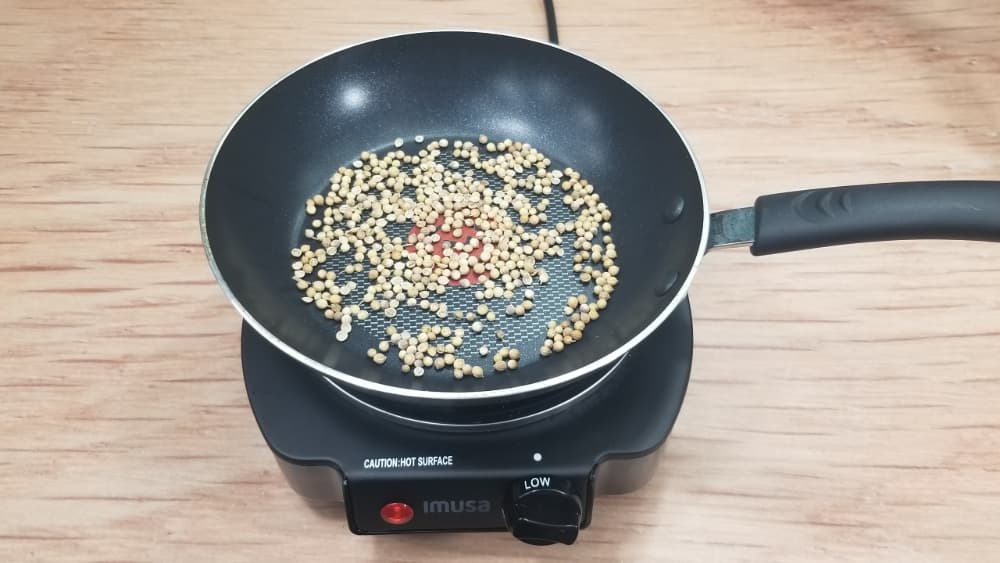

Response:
(708, 181), (1000, 255)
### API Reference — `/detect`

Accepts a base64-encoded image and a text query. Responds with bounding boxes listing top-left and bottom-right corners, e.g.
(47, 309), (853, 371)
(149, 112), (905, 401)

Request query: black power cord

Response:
(543, 0), (559, 44)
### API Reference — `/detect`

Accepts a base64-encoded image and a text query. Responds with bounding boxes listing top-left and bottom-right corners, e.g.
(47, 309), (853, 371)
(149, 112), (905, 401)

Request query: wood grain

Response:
(1, 1), (998, 561)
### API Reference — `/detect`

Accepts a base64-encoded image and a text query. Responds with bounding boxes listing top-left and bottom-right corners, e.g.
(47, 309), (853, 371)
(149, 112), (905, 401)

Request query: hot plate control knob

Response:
(504, 475), (582, 546)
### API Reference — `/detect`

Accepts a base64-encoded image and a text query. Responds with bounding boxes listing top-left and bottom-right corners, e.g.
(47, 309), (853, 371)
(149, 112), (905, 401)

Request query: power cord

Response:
(543, 0), (559, 44)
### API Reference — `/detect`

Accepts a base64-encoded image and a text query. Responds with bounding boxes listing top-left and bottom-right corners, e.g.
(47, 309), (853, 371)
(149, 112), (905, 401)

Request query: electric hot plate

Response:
(242, 299), (694, 545)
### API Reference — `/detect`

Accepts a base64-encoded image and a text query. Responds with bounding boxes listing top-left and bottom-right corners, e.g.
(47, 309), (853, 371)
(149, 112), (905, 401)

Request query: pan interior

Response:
(203, 32), (706, 397)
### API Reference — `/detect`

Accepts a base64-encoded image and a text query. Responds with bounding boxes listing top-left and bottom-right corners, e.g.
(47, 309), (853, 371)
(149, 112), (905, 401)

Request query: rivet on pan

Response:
(663, 195), (685, 223)
(654, 272), (679, 297)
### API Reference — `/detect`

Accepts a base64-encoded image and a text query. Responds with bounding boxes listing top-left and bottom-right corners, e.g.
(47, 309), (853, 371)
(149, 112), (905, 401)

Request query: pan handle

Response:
(708, 181), (1000, 255)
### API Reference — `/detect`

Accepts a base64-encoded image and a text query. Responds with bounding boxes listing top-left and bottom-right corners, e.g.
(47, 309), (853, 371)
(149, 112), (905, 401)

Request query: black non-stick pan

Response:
(201, 31), (1000, 404)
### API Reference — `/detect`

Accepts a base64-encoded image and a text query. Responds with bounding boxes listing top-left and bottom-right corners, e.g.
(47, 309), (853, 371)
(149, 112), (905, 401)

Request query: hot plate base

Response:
(241, 299), (694, 537)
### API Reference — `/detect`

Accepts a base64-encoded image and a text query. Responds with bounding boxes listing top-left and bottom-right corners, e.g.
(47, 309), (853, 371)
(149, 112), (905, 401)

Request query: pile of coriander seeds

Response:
(290, 135), (618, 380)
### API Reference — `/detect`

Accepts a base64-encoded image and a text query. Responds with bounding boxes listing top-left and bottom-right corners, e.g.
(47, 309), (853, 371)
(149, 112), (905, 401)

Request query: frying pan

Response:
(201, 31), (1000, 405)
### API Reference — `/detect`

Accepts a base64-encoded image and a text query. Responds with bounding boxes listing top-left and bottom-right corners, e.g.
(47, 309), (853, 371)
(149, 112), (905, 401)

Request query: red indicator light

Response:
(380, 502), (414, 525)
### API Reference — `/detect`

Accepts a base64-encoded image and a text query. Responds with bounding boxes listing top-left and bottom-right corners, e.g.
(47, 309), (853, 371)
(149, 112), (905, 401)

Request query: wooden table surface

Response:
(3, 1), (999, 561)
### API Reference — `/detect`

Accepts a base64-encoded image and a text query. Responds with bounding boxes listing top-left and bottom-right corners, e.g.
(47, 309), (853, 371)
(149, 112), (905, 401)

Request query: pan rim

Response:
(200, 29), (710, 401)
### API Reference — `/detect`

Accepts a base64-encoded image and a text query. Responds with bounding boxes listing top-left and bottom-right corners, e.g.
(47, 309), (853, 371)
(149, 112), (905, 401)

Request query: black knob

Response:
(504, 476), (582, 546)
